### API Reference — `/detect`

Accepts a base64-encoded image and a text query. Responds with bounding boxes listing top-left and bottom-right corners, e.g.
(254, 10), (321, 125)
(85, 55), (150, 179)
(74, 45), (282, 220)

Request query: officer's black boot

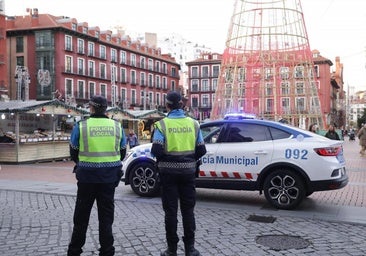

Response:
(184, 243), (201, 256)
(160, 243), (177, 256)
(183, 237), (201, 256)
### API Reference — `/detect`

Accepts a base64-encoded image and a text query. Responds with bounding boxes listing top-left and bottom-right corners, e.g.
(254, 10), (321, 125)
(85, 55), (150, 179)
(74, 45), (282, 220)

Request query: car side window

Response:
(269, 127), (291, 140)
(202, 124), (224, 144)
(224, 123), (271, 142)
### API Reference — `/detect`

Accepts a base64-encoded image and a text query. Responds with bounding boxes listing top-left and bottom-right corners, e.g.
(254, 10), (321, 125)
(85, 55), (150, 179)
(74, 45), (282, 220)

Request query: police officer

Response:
(67, 95), (126, 256)
(151, 91), (207, 256)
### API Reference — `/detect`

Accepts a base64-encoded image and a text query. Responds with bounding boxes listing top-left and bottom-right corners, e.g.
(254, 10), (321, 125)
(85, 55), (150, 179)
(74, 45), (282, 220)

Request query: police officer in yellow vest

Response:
(68, 95), (126, 256)
(151, 91), (207, 256)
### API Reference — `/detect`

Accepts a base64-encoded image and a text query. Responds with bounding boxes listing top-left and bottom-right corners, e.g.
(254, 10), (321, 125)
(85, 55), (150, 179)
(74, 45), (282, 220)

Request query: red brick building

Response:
(186, 51), (344, 127)
(5, 9), (180, 110)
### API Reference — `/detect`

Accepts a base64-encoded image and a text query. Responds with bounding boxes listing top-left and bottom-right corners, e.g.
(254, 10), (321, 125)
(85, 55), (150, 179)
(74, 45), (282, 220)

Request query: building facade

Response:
(5, 9), (180, 110)
(186, 51), (344, 128)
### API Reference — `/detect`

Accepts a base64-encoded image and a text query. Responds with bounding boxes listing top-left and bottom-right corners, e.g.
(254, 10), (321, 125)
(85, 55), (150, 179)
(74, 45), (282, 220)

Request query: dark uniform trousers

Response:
(68, 182), (116, 256)
(159, 168), (197, 247)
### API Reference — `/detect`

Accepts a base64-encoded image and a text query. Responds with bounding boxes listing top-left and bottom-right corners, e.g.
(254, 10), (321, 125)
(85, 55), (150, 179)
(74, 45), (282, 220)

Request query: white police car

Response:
(121, 118), (348, 210)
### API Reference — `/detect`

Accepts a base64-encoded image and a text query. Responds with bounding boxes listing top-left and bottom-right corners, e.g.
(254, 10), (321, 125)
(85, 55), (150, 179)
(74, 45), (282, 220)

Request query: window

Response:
(140, 57), (146, 69)
(281, 81), (290, 95)
(77, 80), (85, 98)
(162, 77), (167, 89)
(191, 80), (199, 92)
(131, 54), (136, 67)
(100, 45), (106, 59)
(148, 59), (153, 71)
(266, 98), (274, 113)
(296, 97), (306, 112)
(16, 37), (24, 53)
(121, 88), (127, 103)
(280, 67), (289, 80)
(156, 93), (161, 106)
(131, 89), (136, 105)
(65, 35), (72, 51)
(111, 65), (117, 83)
(148, 74), (153, 87)
(65, 56), (72, 73)
(202, 66), (209, 78)
(120, 51), (126, 64)
(155, 61), (160, 72)
(65, 79), (73, 99)
(294, 66), (304, 79)
(212, 78), (218, 92)
(111, 49), (117, 63)
(201, 79), (209, 91)
(296, 82), (304, 94)
(156, 75), (161, 88)
(281, 97), (290, 114)
(238, 68), (246, 82)
(269, 127), (291, 140)
(313, 65), (320, 78)
(191, 67), (198, 78)
(100, 63), (106, 79)
(88, 42), (94, 56)
(88, 60), (95, 77)
(224, 124), (271, 143)
(77, 39), (84, 54)
(89, 82), (96, 98)
(162, 63), (167, 74)
(121, 68), (127, 83)
(16, 56), (24, 66)
(265, 68), (274, 80)
(36, 31), (53, 48)
(202, 124), (224, 144)
(130, 70), (136, 84)
(212, 65), (220, 77)
(171, 67), (177, 77)
(191, 97), (199, 108)
(140, 72), (146, 86)
(201, 94), (209, 107)
(100, 84), (107, 97)
(238, 83), (245, 96)
(78, 58), (85, 75)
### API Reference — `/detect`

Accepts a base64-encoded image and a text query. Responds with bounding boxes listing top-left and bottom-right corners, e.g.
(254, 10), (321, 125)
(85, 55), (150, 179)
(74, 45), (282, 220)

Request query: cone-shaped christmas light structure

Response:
(211, 0), (324, 129)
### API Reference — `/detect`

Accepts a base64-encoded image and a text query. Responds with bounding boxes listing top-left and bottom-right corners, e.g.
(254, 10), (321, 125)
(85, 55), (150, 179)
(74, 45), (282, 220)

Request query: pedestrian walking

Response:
(324, 125), (340, 140)
(357, 124), (366, 155)
(151, 91), (207, 256)
(127, 129), (139, 148)
(67, 95), (126, 256)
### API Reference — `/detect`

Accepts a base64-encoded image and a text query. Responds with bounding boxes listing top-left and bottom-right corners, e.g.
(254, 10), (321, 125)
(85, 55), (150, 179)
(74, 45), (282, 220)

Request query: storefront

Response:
(0, 99), (88, 163)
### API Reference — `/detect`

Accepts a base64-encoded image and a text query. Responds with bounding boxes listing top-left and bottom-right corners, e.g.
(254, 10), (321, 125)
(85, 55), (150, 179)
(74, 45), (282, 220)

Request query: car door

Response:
(212, 122), (274, 182)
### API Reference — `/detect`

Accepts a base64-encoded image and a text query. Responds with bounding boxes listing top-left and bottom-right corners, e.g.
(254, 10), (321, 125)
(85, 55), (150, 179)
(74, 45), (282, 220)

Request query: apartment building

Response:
(5, 9), (181, 111)
(186, 51), (344, 127)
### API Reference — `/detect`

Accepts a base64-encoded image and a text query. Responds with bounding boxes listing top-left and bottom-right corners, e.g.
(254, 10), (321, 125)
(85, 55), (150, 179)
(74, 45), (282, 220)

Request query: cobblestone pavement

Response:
(1, 139), (366, 255)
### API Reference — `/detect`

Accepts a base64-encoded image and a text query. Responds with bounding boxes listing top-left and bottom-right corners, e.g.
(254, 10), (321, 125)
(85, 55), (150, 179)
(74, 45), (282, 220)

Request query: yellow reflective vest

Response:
(155, 117), (199, 156)
(78, 118), (122, 163)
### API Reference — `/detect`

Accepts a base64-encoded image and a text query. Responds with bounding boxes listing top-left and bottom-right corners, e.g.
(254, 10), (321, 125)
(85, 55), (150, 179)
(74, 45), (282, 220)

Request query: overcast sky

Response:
(4, 0), (366, 92)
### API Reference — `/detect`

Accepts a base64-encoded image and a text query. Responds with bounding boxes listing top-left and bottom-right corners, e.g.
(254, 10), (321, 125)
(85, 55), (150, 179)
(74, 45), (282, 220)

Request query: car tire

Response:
(129, 161), (160, 197)
(263, 169), (305, 210)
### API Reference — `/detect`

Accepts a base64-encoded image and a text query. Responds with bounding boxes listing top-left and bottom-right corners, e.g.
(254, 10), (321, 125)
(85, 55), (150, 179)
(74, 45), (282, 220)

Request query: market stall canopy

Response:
(0, 99), (89, 116)
(125, 109), (166, 120)
(106, 108), (166, 121)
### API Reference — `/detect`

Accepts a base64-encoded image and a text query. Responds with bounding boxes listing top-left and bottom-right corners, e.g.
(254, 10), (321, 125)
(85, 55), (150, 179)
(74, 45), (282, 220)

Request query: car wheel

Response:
(263, 169), (305, 210)
(129, 161), (160, 197)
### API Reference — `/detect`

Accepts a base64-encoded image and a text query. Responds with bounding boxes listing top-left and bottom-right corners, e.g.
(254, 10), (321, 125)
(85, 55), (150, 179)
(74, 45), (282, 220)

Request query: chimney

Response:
(31, 8), (39, 27)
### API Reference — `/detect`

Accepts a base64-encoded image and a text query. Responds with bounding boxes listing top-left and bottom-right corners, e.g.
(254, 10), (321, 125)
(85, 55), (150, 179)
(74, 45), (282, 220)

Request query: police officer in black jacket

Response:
(151, 91), (207, 256)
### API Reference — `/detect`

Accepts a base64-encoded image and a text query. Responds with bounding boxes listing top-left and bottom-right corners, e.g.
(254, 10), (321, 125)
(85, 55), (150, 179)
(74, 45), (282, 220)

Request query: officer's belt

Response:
(158, 161), (196, 169)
